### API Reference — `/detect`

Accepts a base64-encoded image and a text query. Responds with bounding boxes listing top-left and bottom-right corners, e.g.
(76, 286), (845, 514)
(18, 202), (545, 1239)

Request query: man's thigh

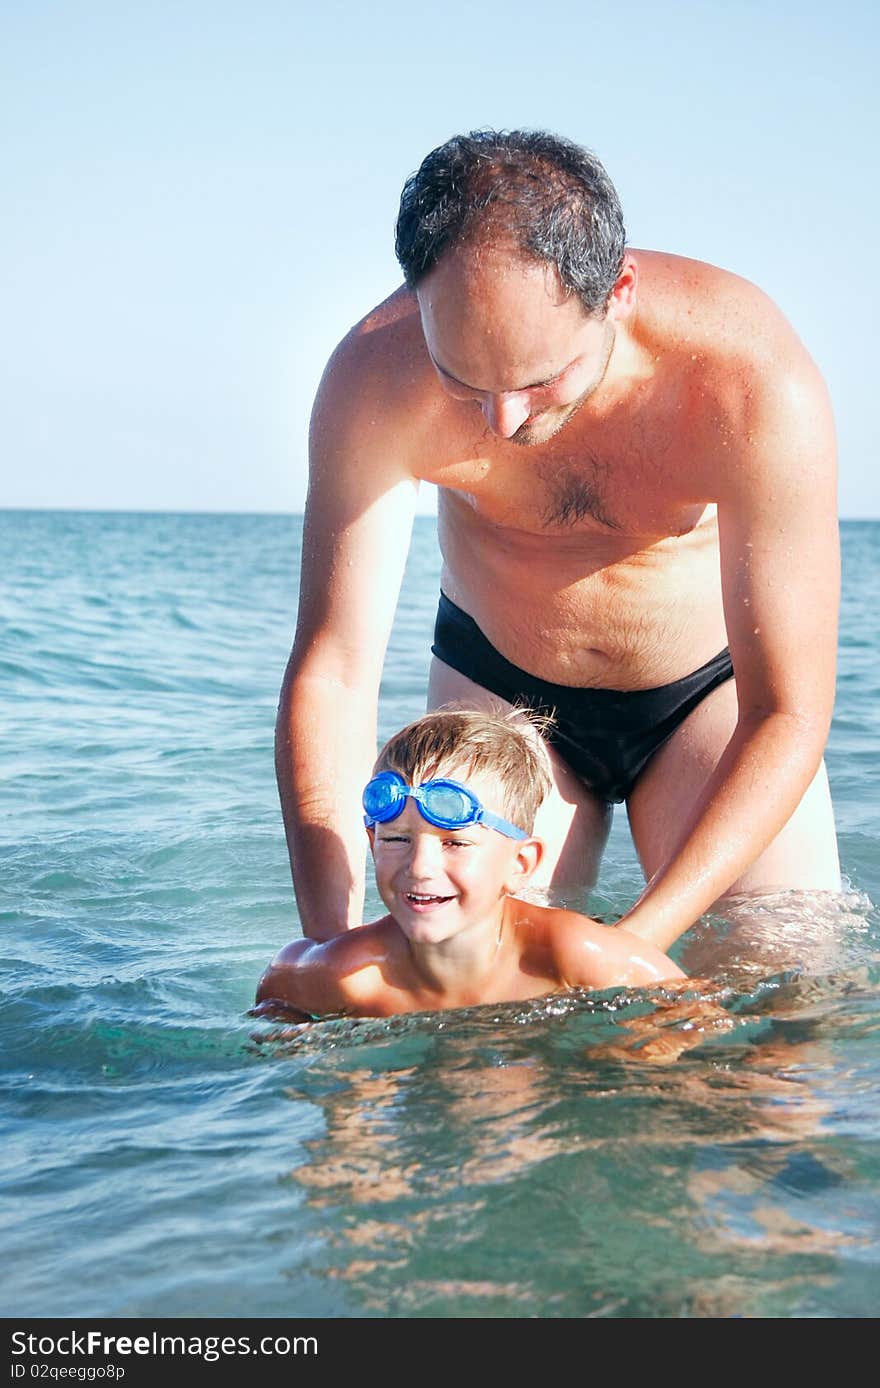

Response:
(625, 676), (841, 895)
(427, 656), (611, 891)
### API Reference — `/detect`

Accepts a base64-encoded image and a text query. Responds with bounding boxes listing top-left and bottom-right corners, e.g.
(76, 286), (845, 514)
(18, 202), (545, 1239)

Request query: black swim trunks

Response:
(431, 592), (734, 803)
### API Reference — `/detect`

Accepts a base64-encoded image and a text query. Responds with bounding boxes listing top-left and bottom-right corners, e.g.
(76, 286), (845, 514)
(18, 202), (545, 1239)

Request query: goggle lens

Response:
(419, 781), (477, 827)
(362, 772), (406, 823)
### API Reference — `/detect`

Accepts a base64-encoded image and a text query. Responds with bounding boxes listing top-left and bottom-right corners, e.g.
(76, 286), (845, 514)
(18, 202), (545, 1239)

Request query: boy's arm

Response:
(554, 914), (685, 990)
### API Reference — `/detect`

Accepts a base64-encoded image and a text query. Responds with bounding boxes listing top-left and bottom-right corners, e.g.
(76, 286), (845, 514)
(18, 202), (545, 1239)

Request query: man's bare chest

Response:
(418, 430), (706, 539)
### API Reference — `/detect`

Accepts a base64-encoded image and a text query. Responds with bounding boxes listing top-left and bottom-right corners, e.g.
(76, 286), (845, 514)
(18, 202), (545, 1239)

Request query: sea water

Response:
(1, 511), (878, 1318)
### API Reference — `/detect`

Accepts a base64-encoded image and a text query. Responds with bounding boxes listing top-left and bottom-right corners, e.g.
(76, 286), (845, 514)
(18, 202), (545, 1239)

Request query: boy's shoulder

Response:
(529, 902), (609, 966)
(518, 901), (684, 990)
(256, 917), (403, 1016)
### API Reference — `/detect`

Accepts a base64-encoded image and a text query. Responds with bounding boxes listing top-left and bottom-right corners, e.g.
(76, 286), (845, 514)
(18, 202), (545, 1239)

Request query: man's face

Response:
(416, 243), (618, 446)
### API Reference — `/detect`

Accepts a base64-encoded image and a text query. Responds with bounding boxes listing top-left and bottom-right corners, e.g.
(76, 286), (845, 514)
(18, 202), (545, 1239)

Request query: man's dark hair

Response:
(395, 129), (626, 315)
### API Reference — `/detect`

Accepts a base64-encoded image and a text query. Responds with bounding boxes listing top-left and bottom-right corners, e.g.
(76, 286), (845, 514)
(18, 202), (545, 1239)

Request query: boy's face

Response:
(367, 765), (542, 947)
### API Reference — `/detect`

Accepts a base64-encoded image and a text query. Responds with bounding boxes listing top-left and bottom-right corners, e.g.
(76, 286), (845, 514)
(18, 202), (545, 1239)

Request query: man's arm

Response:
(621, 336), (839, 951)
(278, 324), (419, 939)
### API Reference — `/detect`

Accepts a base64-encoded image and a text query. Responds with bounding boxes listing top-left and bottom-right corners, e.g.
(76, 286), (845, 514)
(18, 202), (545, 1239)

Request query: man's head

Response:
(395, 131), (634, 447)
(396, 130), (625, 314)
(366, 709), (552, 943)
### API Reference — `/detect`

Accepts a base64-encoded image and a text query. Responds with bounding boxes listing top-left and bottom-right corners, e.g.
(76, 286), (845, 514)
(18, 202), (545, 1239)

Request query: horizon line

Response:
(0, 505), (875, 522)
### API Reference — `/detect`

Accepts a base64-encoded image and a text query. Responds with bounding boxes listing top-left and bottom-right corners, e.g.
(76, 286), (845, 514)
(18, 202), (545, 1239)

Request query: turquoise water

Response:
(2, 511), (878, 1318)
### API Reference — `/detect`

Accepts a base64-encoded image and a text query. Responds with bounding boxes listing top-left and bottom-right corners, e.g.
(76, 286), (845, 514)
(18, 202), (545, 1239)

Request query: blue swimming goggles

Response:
(363, 770), (528, 840)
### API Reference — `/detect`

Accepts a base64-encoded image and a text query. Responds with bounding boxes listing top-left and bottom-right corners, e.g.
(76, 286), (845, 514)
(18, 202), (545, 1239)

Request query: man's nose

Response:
(481, 392), (530, 438)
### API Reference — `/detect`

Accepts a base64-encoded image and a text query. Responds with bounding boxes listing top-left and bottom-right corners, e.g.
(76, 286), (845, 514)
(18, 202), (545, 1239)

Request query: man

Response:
(278, 129), (840, 954)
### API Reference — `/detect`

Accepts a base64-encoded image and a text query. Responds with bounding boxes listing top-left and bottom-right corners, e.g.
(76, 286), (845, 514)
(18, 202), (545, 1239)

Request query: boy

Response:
(256, 710), (684, 1019)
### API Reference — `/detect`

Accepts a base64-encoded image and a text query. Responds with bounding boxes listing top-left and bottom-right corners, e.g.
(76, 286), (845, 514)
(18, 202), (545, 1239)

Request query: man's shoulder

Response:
(637, 249), (809, 370)
(325, 286), (432, 398)
(353, 284), (422, 338)
(312, 286), (440, 460)
(637, 248), (829, 469)
(637, 248), (776, 312)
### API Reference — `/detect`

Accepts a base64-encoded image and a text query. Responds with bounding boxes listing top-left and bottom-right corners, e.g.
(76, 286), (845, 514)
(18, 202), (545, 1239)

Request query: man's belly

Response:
(437, 496), (728, 690)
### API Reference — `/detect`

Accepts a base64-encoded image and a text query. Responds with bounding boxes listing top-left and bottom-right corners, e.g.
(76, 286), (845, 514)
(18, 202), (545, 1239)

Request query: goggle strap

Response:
(478, 808), (529, 840)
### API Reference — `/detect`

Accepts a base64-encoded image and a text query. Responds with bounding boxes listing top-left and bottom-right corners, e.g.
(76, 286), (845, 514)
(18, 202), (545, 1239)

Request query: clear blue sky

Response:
(3, 0), (878, 515)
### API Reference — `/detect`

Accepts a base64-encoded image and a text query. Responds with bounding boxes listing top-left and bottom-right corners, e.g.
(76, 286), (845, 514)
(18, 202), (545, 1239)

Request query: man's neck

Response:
(587, 315), (654, 418)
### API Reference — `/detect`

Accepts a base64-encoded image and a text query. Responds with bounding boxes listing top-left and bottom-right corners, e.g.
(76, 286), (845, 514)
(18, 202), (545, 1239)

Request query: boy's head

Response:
(365, 709), (553, 944)
(371, 707), (553, 834)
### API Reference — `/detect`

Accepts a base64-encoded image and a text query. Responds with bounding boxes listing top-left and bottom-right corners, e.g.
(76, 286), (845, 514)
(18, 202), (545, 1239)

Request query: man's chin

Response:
(510, 405), (578, 447)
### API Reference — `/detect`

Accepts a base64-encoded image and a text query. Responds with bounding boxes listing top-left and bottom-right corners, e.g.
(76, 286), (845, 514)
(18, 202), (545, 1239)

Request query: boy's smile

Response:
(404, 890), (457, 910)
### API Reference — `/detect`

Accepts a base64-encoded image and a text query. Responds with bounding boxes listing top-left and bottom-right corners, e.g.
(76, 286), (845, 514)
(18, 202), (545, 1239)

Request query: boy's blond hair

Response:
(373, 707), (553, 833)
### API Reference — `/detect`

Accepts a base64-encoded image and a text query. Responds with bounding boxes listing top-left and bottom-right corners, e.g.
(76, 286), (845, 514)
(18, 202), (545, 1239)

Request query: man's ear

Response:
(505, 836), (544, 893)
(606, 254), (638, 322)
(365, 825), (376, 855)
